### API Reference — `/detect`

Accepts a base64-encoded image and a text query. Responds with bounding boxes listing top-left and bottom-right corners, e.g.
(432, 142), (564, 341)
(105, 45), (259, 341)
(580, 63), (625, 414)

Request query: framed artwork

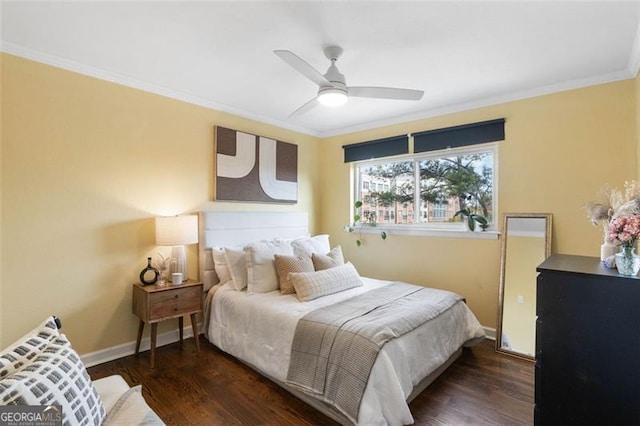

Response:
(214, 126), (298, 203)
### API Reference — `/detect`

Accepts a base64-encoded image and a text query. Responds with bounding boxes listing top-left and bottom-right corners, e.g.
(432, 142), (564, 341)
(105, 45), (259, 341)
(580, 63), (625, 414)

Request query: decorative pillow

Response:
(274, 254), (315, 295)
(224, 248), (247, 291)
(211, 247), (231, 285)
(104, 385), (164, 425)
(0, 333), (107, 425)
(292, 235), (331, 257)
(0, 316), (59, 379)
(245, 240), (294, 293)
(290, 262), (363, 302)
(312, 245), (345, 271)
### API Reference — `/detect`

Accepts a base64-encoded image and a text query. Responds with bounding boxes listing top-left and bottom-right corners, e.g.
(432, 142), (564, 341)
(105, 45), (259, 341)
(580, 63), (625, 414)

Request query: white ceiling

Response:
(2, 1), (639, 137)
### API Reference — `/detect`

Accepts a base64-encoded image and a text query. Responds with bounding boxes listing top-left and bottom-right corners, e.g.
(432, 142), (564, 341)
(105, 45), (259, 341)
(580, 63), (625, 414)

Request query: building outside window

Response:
(354, 144), (496, 231)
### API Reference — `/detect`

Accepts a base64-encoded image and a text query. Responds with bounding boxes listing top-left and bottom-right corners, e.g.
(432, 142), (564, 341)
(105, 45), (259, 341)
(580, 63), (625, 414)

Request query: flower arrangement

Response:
(586, 180), (640, 243)
(608, 216), (640, 248)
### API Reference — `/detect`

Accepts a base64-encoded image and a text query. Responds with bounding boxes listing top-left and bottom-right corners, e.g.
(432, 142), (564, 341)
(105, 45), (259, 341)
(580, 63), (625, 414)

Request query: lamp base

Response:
(170, 245), (187, 281)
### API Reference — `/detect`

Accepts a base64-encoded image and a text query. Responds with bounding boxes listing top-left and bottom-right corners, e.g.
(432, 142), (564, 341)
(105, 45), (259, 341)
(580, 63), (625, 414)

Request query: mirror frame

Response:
(496, 212), (552, 361)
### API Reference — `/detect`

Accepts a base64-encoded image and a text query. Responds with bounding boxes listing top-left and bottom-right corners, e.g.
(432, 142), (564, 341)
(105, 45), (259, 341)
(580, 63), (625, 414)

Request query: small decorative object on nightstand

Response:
(139, 257), (159, 285)
(132, 279), (203, 368)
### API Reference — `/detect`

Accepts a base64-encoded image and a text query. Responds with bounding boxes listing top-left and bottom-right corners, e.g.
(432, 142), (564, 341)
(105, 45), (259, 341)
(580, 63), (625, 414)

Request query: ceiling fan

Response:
(274, 46), (424, 117)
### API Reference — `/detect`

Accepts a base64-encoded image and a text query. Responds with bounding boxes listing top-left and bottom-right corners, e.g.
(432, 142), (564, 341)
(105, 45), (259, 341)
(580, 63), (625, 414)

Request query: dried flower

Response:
(586, 181), (640, 243)
(153, 252), (172, 271)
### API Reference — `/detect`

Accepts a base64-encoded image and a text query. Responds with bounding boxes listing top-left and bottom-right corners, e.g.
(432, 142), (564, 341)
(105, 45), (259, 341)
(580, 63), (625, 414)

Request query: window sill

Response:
(351, 225), (500, 240)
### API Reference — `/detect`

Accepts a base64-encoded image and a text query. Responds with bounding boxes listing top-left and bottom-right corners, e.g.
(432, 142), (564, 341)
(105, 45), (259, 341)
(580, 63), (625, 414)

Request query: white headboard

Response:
(198, 211), (309, 289)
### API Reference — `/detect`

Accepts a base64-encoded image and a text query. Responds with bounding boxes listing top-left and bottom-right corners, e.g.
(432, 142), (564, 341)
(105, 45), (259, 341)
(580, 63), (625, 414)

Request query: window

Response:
(354, 144), (497, 231)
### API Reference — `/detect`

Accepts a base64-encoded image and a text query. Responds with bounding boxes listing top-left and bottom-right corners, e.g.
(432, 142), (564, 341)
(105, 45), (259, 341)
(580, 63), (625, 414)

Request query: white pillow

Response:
(245, 239), (294, 293)
(211, 247), (231, 284)
(292, 234), (331, 257)
(290, 262), (363, 302)
(224, 247), (247, 291)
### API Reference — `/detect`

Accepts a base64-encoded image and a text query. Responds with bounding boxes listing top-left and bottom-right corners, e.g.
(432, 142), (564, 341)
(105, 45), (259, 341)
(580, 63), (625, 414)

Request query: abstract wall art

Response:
(214, 126), (298, 203)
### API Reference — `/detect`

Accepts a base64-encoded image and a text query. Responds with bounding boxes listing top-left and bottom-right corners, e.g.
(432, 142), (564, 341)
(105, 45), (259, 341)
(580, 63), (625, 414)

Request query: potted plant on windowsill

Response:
(454, 208), (489, 231)
(345, 200), (388, 246)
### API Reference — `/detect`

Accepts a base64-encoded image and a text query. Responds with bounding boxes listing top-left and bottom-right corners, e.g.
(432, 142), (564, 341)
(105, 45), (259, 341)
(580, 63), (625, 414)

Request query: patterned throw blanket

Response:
(286, 282), (462, 424)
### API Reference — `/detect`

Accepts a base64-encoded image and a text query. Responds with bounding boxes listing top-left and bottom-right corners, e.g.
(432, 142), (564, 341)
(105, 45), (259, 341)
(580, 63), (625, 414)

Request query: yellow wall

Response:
(1, 52), (639, 353)
(320, 80), (637, 328)
(0, 54), (321, 352)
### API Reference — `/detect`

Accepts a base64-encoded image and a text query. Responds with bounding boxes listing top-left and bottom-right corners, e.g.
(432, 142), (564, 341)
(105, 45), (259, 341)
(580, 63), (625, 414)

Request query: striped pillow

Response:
(274, 254), (315, 294)
(290, 262), (363, 302)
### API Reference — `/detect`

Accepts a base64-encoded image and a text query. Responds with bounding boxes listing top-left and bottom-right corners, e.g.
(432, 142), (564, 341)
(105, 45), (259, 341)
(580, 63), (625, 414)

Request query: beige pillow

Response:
(274, 254), (315, 294)
(312, 245), (345, 271)
(290, 262), (363, 302)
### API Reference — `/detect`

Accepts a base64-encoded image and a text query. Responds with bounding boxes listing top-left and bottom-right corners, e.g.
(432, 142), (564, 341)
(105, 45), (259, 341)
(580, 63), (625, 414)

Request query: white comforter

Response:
(206, 278), (485, 425)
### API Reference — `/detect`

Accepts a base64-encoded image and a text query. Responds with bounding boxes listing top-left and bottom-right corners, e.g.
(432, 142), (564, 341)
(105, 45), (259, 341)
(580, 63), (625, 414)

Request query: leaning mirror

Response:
(496, 213), (552, 360)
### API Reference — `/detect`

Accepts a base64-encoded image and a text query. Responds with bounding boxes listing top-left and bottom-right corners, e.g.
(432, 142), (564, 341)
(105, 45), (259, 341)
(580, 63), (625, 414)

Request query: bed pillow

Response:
(274, 254), (315, 295)
(225, 247), (247, 291)
(245, 240), (294, 293)
(311, 245), (345, 271)
(211, 247), (232, 285)
(290, 262), (363, 302)
(0, 333), (107, 425)
(292, 235), (331, 257)
(0, 316), (59, 379)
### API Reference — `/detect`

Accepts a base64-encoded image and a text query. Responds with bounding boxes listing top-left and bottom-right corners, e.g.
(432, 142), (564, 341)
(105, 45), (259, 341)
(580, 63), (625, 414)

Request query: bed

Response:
(198, 211), (485, 425)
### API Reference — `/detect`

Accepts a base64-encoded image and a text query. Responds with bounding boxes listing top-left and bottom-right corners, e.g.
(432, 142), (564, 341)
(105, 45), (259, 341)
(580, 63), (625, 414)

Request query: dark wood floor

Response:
(88, 337), (534, 425)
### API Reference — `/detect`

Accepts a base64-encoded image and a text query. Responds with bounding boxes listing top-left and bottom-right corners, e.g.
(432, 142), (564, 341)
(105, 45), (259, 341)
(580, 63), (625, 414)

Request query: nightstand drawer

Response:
(149, 286), (201, 320)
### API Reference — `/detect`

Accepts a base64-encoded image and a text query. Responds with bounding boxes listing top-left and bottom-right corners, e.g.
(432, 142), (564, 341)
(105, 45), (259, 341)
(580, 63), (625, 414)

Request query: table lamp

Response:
(155, 215), (198, 281)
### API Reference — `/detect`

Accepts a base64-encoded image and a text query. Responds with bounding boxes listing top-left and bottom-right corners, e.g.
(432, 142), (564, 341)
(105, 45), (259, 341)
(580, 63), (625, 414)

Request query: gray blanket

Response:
(286, 282), (462, 424)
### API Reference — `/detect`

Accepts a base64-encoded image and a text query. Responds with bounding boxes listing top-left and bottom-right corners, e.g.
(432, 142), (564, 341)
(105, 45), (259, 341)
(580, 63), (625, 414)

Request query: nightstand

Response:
(132, 279), (203, 368)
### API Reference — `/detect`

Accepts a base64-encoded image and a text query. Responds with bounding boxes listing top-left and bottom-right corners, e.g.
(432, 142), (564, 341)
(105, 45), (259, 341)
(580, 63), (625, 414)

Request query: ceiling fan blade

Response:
(274, 50), (331, 87)
(348, 86), (424, 101)
(289, 97), (319, 118)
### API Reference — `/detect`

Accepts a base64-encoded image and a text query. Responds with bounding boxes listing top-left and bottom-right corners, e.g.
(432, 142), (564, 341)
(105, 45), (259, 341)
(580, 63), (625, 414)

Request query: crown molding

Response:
(317, 68), (634, 138)
(2, 41), (635, 140)
(0, 42), (321, 138)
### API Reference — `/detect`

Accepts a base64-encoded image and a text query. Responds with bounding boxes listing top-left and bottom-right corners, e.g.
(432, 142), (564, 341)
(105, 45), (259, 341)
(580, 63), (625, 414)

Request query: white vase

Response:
(600, 242), (617, 261)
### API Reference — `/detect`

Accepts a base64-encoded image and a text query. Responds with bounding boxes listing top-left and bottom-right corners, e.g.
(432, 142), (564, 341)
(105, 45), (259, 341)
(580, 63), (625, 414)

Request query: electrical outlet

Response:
(517, 295), (524, 304)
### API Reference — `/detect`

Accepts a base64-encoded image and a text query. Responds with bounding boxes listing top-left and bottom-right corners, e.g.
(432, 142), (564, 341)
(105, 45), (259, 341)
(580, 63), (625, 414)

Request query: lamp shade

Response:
(155, 215), (198, 246)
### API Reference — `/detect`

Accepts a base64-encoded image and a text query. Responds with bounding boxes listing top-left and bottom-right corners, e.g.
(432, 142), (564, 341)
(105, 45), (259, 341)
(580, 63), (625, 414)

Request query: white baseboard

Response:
(81, 324), (201, 368)
(483, 326), (496, 340)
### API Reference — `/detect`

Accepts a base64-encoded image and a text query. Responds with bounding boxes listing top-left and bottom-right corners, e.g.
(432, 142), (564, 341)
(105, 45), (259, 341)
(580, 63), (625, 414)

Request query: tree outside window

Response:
(355, 146), (495, 229)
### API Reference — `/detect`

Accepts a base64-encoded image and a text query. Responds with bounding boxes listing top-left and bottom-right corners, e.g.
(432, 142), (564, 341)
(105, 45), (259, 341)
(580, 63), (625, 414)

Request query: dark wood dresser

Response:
(535, 254), (640, 425)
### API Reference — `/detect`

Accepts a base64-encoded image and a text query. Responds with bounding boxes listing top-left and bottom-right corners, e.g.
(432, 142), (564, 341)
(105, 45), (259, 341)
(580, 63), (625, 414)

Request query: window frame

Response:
(352, 142), (499, 239)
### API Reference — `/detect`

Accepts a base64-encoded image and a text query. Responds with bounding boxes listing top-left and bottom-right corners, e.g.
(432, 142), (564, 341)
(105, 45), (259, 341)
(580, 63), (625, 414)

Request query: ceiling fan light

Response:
(318, 88), (348, 107)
